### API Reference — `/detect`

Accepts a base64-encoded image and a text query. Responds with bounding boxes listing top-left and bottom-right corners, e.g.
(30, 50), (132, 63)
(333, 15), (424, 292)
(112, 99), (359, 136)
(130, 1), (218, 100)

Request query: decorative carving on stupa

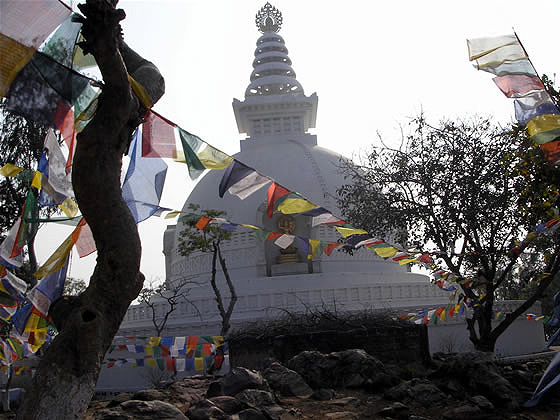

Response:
(255, 2), (283, 33)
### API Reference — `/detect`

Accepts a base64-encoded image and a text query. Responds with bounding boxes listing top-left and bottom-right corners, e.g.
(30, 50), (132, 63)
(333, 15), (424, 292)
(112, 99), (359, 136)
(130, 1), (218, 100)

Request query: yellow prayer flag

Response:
(398, 257), (418, 266)
(439, 310), (446, 321)
(145, 345), (153, 356)
(240, 224), (259, 230)
(277, 198), (319, 215)
(146, 359), (156, 367)
(149, 337), (161, 347)
(197, 146), (233, 169)
(374, 247), (398, 258)
(194, 357), (204, 371)
(212, 336), (224, 347)
(308, 239), (321, 260)
(0, 163), (24, 177)
(34, 234), (75, 279)
(527, 114), (560, 144)
(334, 226), (368, 238)
(31, 171), (42, 189)
(58, 197), (79, 218)
(164, 211), (184, 219)
(128, 74), (151, 108)
(0, 34), (35, 97)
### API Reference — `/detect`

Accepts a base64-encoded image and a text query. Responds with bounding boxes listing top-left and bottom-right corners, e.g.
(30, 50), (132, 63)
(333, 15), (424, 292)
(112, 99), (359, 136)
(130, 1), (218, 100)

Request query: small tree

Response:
(138, 277), (197, 337)
(63, 277), (87, 297)
(337, 114), (560, 352)
(177, 204), (237, 336)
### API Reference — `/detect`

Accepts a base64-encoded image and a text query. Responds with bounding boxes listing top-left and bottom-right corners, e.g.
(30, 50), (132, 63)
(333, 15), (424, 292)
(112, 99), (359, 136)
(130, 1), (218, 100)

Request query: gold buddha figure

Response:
(276, 214), (300, 264)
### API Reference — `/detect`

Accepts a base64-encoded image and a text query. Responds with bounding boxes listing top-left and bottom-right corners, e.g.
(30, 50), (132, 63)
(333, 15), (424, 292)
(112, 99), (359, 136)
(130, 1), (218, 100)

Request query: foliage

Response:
(0, 100), (49, 240)
(138, 277), (197, 337)
(177, 204), (236, 336)
(63, 277), (87, 296)
(337, 114), (560, 352)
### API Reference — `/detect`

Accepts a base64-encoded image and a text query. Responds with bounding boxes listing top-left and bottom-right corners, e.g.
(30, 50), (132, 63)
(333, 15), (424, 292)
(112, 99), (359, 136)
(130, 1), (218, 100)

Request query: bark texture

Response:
(17, 1), (164, 418)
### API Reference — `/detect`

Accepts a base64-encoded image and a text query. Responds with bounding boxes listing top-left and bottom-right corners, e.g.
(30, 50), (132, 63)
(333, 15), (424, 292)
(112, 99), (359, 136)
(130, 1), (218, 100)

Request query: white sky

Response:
(34, 0), (560, 283)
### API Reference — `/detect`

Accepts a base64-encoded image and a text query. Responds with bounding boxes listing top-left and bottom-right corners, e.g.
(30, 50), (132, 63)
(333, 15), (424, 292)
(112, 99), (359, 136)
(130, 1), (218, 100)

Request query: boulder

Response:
(263, 362), (312, 397)
(132, 389), (166, 401)
(208, 395), (247, 414)
(384, 378), (447, 406)
(311, 388), (335, 401)
(237, 407), (270, 420)
(287, 349), (387, 389)
(186, 399), (228, 420)
(98, 400), (188, 420)
(222, 367), (269, 396)
(235, 389), (277, 407)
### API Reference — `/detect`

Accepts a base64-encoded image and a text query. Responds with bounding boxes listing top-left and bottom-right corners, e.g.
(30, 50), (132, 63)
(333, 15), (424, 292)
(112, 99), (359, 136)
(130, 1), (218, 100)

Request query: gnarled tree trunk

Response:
(18, 1), (164, 418)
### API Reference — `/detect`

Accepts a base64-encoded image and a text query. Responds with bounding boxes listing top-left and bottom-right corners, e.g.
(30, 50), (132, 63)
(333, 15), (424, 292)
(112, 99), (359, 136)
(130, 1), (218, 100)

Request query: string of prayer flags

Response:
(0, 265), (27, 305)
(122, 129), (168, 223)
(334, 226), (368, 238)
(301, 207), (346, 227)
(176, 128), (232, 175)
(467, 33), (560, 163)
(219, 160), (271, 199)
(0, 216), (25, 269)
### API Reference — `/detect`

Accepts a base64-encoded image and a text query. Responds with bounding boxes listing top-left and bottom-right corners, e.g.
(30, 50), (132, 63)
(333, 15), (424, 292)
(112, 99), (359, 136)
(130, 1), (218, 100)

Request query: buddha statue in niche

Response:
(276, 214), (300, 264)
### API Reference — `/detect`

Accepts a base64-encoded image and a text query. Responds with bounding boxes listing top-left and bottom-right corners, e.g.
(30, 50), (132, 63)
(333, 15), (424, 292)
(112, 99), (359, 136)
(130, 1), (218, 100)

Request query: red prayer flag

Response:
(493, 75), (544, 98)
(195, 216), (212, 230)
(541, 140), (560, 165)
(267, 183), (291, 218)
(142, 111), (177, 158)
(324, 242), (339, 256)
(166, 358), (175, 372)
(266, 232), (283, 241)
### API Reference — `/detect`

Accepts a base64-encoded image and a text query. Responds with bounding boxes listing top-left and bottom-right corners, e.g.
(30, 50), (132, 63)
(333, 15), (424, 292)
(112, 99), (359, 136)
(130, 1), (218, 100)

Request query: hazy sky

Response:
(34, 0), (560, 282)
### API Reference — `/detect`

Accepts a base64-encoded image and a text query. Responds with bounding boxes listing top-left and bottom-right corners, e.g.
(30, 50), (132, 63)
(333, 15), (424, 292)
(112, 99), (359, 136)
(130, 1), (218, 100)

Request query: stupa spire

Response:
(245, 3), (303, 97)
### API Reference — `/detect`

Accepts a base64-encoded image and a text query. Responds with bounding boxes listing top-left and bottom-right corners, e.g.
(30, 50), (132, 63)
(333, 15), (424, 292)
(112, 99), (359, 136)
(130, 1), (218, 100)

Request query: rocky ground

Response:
(2, 350), (559, 419)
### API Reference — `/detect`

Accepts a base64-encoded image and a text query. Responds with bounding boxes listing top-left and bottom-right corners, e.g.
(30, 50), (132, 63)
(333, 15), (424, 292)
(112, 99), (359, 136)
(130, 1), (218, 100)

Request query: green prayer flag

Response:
(252, 230), (268, 242)
(178, 128), (206, 180)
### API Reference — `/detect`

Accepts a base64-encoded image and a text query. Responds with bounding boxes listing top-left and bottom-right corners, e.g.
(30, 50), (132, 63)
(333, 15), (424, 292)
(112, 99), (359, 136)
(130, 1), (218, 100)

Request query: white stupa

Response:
(118, 3), (451, 338)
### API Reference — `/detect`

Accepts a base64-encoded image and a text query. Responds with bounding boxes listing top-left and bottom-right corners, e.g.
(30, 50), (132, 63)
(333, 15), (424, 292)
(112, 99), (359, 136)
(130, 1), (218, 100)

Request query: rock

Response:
(311, 388), (335, 401)
(186, 399), (228, 420)
(409, 416), (431, 420)
(384, 378), (447, 406)
(235, 389), (277, 407)
(377, 401), (409, 418)
(132, 389), (166, 401)
(222, 367), (269, 396)
(207, 380), (224, 398)
(324, 412), (358, 419)
(263, 362), (312, 397)
(237, 407), (269, 420)
(443, 403), (482, 419)
(328, 397), (359, 407)
(95, 409), (131, 420)
(106, 392), (133, 408)
(119, 400), (188, 419)
(470, 395), (494, 411)
(209, 395), (247, 414)
(287, 349), (386, 389)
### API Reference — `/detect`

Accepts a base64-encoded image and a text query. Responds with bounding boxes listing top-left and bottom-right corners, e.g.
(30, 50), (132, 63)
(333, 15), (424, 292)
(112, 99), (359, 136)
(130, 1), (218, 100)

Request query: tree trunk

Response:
(17, 1), (163, 418)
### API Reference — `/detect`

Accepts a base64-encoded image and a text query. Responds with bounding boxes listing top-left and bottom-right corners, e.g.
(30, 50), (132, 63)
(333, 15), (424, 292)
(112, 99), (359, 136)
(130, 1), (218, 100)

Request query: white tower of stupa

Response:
(120, 3), (450, 337)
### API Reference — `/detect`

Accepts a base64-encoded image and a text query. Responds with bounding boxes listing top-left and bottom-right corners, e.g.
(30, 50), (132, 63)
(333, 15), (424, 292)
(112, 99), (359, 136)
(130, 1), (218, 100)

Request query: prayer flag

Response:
(194, 357), (204, 371)
(274, 234), (295, 249)
(38, 14), (82, 68)
(493, 75), (544, 98)
(277, 197), (319, 215)
(177, 128), (206, 180)
(122, 130), (168, 223)
(467, 35), (519, 61)
(176, 358), (186, 372)
(0, 164), (24, 177)
(479, 59), (536, 77)
(308, 239), (321, 259)
(527, 114), (560, 144)
(28, 256), (69, 316)
(324, 242), (339, 256)
(0, 0), (71, 49)
(142, 111), (177, 158)
(196, 145), (232, 170)
(195, 216), (212, 230)
(295, 236), (310, 256)
(74, 219), (96, 257)
(335, 226), (368, 238)
(0, 33), (35, 97)
(374, 246), (398, 258)
(0, 217), (24, 268)
(33, 231), (75, 279)
(541, 140), (560, 165)
(267, 183), (291, 217)
(219, 160), (271, 199)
